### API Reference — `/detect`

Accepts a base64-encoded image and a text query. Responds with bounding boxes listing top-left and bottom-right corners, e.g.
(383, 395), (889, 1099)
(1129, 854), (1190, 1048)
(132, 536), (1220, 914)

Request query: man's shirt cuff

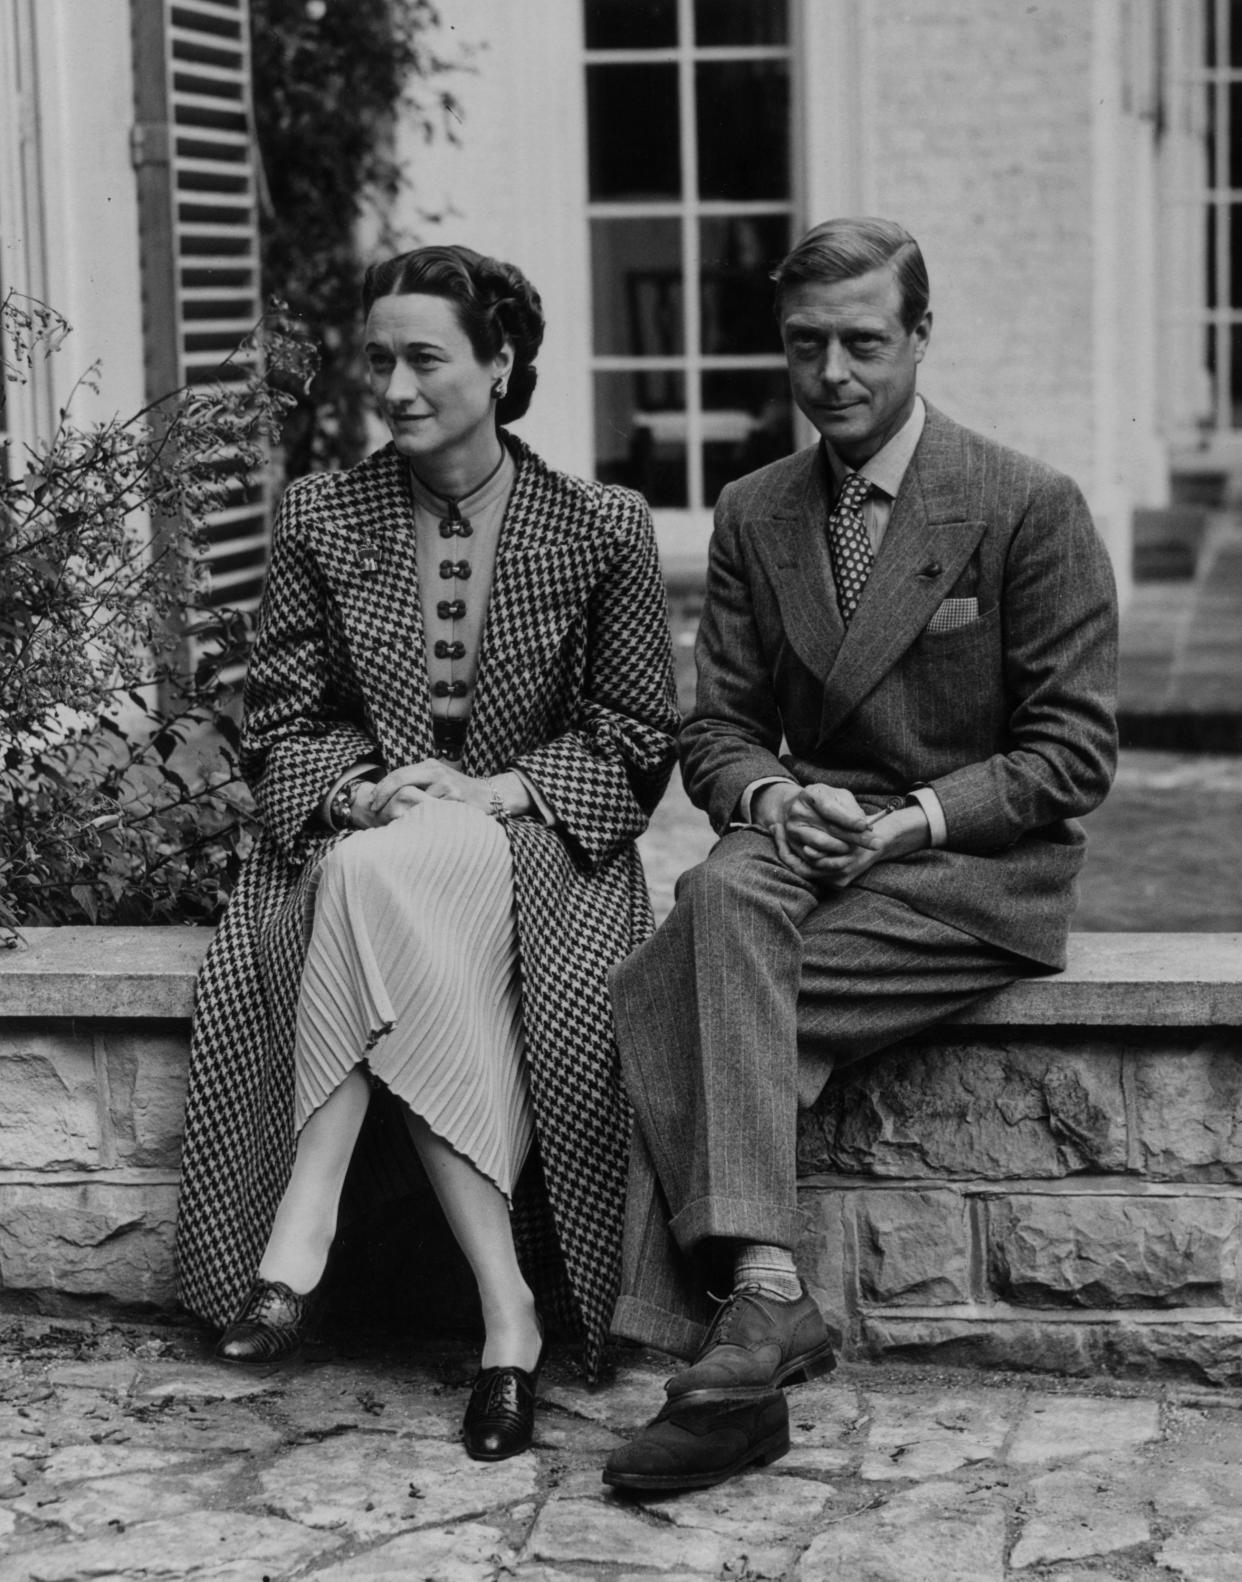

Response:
(908, 784), (947, 847)
(739, 776), (797, 824)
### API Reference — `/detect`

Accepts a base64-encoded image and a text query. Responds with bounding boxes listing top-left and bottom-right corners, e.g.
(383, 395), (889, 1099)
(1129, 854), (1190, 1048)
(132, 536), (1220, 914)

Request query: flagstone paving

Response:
(4, 1315), (1242, 1580)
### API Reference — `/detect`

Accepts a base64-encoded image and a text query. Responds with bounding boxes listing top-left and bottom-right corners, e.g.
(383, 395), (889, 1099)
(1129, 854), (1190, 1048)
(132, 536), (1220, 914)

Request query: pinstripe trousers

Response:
(609, 828), (1032, 1357)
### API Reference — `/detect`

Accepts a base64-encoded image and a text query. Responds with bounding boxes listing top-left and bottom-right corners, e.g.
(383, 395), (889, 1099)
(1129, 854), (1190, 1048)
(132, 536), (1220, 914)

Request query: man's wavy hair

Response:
(772, 218), (930, 333)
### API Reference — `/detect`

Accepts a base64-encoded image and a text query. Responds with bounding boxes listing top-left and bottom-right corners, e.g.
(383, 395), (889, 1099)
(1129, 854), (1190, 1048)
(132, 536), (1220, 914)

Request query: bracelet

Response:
(486, 777), (506, 819)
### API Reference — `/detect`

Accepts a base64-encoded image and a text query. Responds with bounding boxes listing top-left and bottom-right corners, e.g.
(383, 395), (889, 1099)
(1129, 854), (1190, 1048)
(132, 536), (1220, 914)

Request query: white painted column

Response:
(385, 0), (593, 477)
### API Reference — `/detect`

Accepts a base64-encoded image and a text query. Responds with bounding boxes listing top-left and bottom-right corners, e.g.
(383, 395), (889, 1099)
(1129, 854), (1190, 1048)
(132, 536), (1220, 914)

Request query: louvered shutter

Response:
(132, 0), (268, 617)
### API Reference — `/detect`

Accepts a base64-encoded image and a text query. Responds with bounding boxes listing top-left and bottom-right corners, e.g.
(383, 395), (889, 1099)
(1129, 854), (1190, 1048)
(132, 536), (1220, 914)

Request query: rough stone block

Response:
(864, 1311), (1242, 1386)
(1131, 1036), (1242, 1181)
(0, 1033), (102, 1170)
(1094, 1318), (1242, 1387)
(861, 1315), (1096, 1376)
(105, 1033), (188, 1168)
(794, 1189), (849, 1345)
(987, 1193), (1242, 1308)
(855, 1189), (973, 1305)
(0, 1179), (179, 1306)
(800, 1037), (1126, 1180)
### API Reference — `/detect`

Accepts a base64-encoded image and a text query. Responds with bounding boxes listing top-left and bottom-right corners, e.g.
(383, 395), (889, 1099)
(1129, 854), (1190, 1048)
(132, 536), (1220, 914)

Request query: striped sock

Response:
(733, 1243), (802, 1302)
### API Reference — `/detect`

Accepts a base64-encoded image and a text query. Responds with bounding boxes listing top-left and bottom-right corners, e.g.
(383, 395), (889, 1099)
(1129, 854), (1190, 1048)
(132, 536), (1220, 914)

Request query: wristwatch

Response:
(328, 779), (361, 831)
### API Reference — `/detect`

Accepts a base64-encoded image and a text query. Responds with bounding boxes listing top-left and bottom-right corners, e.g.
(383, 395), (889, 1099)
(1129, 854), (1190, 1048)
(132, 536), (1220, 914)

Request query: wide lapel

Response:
(748, 447), (849, 684)
(464, 438), (610, 773)
(815, 407), (988, 745)
(306, 445), (435, 768)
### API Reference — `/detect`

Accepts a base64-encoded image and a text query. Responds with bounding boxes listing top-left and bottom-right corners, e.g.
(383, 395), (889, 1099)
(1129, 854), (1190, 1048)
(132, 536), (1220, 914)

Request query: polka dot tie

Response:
(827, 471), (874, 623)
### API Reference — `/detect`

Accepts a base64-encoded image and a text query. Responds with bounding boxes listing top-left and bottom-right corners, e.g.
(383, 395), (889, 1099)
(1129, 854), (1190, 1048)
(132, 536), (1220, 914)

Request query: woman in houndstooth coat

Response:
(175, 246), (679, 1455)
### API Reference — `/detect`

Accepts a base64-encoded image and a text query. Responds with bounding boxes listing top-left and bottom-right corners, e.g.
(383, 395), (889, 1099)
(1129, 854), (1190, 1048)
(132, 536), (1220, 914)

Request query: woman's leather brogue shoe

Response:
(462, 1362), (540, 1460)
(214, 1279), (316, 1364)
(462, 1321), (546, 1461)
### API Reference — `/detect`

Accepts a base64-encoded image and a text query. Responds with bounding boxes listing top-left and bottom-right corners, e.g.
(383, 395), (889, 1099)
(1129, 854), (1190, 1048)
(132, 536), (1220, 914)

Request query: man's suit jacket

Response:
(679, 402), (1119, 968)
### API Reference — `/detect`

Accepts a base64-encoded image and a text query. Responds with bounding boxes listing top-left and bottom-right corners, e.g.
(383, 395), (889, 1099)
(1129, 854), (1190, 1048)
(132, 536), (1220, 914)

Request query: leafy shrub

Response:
(251, 0), (471, 476)
(0, 292), (313, 936)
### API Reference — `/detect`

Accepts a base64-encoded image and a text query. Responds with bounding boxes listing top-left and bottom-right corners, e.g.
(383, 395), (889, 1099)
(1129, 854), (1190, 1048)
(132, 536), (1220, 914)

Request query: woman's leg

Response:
(404, 1110), (541, 1372)
(258, 1066), (372, 1294)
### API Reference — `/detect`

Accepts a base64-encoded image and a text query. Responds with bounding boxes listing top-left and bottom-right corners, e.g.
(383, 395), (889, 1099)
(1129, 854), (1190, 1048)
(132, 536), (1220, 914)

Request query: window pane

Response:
(595, 371), (689, 506)
(696, 61), (790, 200)
(592, 218), (683, 356)
(1232, 323), (1242, 423)
(700, 215), (789, 354)
(702, 369), (793, 503)
(585, 0), (677, 50)
(1230, 205), (1242, 307)
(694, 0), (788, 46)
(1207, 203), (1219, 309)
(1206, 83), (1217, 189)
(1232, 0), (1242, 66)
(1231, 83), (1242, 187)
(588, 64), (681, 199)
(1207, 0), (1218, 67)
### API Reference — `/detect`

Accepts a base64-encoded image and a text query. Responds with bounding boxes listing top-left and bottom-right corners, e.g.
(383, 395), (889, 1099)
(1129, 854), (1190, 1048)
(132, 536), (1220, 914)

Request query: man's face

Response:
(779, 266), (931, 465)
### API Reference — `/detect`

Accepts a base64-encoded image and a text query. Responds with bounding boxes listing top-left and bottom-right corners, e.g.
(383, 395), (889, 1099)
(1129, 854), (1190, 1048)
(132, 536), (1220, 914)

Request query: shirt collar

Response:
(823, 395), (926, 501)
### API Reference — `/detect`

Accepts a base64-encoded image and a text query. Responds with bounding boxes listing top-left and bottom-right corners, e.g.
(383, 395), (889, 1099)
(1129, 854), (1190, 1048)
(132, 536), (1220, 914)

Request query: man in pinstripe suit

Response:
(603, 218), (1119, 1492)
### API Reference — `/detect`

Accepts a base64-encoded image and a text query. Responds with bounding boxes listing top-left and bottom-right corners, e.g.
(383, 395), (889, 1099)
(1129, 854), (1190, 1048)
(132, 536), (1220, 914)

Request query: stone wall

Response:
(793, 935), (1242, 1383)
(0, 929), (196, 1310)
(2, 928), (1242, 1384)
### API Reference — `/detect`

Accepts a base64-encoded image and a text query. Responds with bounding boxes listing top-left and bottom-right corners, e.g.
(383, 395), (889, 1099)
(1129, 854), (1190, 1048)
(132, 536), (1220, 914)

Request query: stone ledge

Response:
(798, 1173), (1242, 1198)
(861, 1310), (1242, 1385)
(0, 927), (209, 1020)
(2, 927), (1239, 1025)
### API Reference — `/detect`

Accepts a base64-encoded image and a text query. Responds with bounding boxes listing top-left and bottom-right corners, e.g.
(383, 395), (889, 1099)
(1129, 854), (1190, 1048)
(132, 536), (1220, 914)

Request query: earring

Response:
(492, 377), (507, 400)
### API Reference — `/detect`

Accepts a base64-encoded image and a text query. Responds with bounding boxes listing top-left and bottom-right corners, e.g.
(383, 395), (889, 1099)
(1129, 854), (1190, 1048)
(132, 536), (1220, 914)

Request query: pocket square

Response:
(927, 596), (979, 634)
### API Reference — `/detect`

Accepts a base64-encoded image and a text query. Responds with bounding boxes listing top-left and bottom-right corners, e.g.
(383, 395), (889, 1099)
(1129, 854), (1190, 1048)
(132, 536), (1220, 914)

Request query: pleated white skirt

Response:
(293, 799), (534, 1200)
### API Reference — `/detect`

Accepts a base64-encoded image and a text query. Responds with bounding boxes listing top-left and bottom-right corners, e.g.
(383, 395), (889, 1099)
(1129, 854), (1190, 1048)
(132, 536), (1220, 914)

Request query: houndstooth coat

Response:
(175, 434), (679, 1379)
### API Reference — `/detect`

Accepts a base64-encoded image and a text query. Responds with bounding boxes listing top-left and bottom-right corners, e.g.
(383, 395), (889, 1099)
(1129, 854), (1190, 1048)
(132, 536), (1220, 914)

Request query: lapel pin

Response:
(918, 561), (942, 580)
(359, 542), (380, 578)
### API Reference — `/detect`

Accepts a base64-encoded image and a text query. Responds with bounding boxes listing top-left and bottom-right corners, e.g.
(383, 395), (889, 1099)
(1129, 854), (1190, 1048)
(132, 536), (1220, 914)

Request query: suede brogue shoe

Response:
(665, 1282), (835, 1399)
(603, 1387), (789, 1493)
(214, 1279), (316, 1364)
(462, 1359), (541, 1461)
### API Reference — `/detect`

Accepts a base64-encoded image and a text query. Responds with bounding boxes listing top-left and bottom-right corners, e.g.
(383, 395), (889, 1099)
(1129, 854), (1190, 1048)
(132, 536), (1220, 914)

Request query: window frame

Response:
(583, 0), (806, 540)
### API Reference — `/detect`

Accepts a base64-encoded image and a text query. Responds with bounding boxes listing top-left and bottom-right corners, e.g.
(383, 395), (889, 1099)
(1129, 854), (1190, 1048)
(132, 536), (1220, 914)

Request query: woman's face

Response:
(364, 292), (514, 477)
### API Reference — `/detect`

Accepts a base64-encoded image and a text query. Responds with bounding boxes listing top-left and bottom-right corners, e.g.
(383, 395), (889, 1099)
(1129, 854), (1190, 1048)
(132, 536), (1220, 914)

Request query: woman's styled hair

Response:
(361, 245), (545, 424)
(772, 217), (930, 333)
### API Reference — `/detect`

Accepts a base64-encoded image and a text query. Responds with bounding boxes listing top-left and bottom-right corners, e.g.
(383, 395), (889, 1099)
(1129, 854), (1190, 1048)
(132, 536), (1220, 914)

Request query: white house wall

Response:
(0, 0), (145, 441)
(383, 0), (1160, 599)
(384, 0), (593, 478)
(861, 0), (1162, 591)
